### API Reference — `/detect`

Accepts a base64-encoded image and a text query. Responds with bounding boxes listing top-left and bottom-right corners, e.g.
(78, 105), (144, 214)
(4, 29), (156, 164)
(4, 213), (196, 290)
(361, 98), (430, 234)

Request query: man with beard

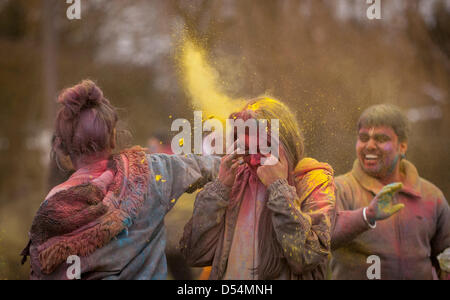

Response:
(331, 104), (450, 280)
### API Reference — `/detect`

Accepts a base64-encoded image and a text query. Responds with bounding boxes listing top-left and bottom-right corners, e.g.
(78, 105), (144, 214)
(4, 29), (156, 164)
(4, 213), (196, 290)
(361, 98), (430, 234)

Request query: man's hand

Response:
(256, 148), (288, 187)
(366, 182), (404, 222)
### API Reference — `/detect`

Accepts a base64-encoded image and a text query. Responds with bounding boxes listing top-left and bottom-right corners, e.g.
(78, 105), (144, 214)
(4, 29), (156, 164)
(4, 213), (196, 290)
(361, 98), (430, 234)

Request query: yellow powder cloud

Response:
(177, 38), (245, 121)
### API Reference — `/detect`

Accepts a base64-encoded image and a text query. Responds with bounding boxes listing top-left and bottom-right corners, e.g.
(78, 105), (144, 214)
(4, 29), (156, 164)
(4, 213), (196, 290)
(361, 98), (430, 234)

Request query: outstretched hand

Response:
(366, 182), (404, 222)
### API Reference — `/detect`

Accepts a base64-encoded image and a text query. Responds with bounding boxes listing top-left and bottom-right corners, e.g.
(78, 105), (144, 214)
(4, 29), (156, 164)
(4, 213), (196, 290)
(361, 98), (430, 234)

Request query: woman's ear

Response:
(53, 147), (74, 171)
(53, 136), (69, 156)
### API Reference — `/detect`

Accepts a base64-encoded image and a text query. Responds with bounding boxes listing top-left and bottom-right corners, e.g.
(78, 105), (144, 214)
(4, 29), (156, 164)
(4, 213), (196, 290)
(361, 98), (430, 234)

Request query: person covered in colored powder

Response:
(180, 97), (336, 279)
(331, 104), (450, 280)
(21, 80), (220, 279)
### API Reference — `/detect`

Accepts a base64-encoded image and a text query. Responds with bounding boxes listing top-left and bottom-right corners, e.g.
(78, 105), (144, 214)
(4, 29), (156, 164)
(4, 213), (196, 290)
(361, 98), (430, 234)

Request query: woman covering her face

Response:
(180, 97), (336, 280)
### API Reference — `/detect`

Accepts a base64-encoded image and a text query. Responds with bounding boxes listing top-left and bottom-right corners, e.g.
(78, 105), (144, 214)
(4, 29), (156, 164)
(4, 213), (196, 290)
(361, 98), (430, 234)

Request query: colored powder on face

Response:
(177, 38), (245, 122)
(386, 153), (400, 176)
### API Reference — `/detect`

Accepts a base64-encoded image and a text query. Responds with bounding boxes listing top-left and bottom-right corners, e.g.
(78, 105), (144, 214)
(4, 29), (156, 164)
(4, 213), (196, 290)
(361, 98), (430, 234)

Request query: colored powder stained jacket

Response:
(22, 148), (220, 280)
(180, 157), (335, 280)
(331, 159), (450, 280)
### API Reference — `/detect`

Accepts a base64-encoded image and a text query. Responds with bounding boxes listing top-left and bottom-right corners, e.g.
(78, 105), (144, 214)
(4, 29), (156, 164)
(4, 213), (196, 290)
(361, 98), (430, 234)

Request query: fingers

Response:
(222, 141), (238, 164)
(378, 182), (403, 197)
(222, 151), (244, 168)
(223, 141), (245, 162)
(226, 139), (246, 154)
(230, 159), (241, 171)
(391, 203), (405, 214)
(226, 140), (238, 154)
(384, 182), (403, 193)
(259, 145), (287, 167)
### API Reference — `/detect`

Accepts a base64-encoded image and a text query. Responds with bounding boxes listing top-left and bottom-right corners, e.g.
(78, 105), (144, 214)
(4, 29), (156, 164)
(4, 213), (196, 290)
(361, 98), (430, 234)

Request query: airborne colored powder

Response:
(177, 38), (245, 121)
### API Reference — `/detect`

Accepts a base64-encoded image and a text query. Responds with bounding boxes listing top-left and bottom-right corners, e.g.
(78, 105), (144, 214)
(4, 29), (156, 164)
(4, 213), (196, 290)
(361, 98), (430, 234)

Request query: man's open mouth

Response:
(365, 154), (379, 161)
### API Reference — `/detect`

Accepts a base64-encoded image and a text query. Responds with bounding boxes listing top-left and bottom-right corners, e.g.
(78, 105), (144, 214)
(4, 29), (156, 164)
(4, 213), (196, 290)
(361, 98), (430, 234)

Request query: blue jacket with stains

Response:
(27, 152), (220, 280)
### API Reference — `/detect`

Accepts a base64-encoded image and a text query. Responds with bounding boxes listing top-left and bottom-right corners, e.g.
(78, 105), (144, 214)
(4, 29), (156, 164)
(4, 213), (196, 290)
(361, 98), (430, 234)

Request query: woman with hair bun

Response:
(21, 80), (220, 280)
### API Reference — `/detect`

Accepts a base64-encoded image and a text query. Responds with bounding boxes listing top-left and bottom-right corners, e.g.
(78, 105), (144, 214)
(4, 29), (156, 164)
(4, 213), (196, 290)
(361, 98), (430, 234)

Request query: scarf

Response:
(21, 146), (150, 275)
(226, 154), (334, 279)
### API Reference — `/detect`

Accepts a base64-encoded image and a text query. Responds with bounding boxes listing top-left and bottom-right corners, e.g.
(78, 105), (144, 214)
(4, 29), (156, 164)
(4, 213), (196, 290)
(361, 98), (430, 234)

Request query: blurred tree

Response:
(0, 0), (26, 40)
(429, 0), (450, 59)
(42, 0), (58, 128)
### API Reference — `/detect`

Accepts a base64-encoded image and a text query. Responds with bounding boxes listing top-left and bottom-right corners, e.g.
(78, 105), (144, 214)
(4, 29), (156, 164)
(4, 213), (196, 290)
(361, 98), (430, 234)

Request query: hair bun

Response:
(85, 80), (103, 104)
(57, 80), (103, 119)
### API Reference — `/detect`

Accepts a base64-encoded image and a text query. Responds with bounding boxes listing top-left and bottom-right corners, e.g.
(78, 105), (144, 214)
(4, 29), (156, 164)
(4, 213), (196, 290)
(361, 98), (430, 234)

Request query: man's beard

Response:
(361, 154), (400, 179)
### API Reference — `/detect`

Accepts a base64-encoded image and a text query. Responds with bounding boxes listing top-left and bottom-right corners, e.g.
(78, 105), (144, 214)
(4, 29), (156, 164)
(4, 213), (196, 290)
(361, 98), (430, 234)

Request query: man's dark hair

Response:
(358, 104), (410, 142)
